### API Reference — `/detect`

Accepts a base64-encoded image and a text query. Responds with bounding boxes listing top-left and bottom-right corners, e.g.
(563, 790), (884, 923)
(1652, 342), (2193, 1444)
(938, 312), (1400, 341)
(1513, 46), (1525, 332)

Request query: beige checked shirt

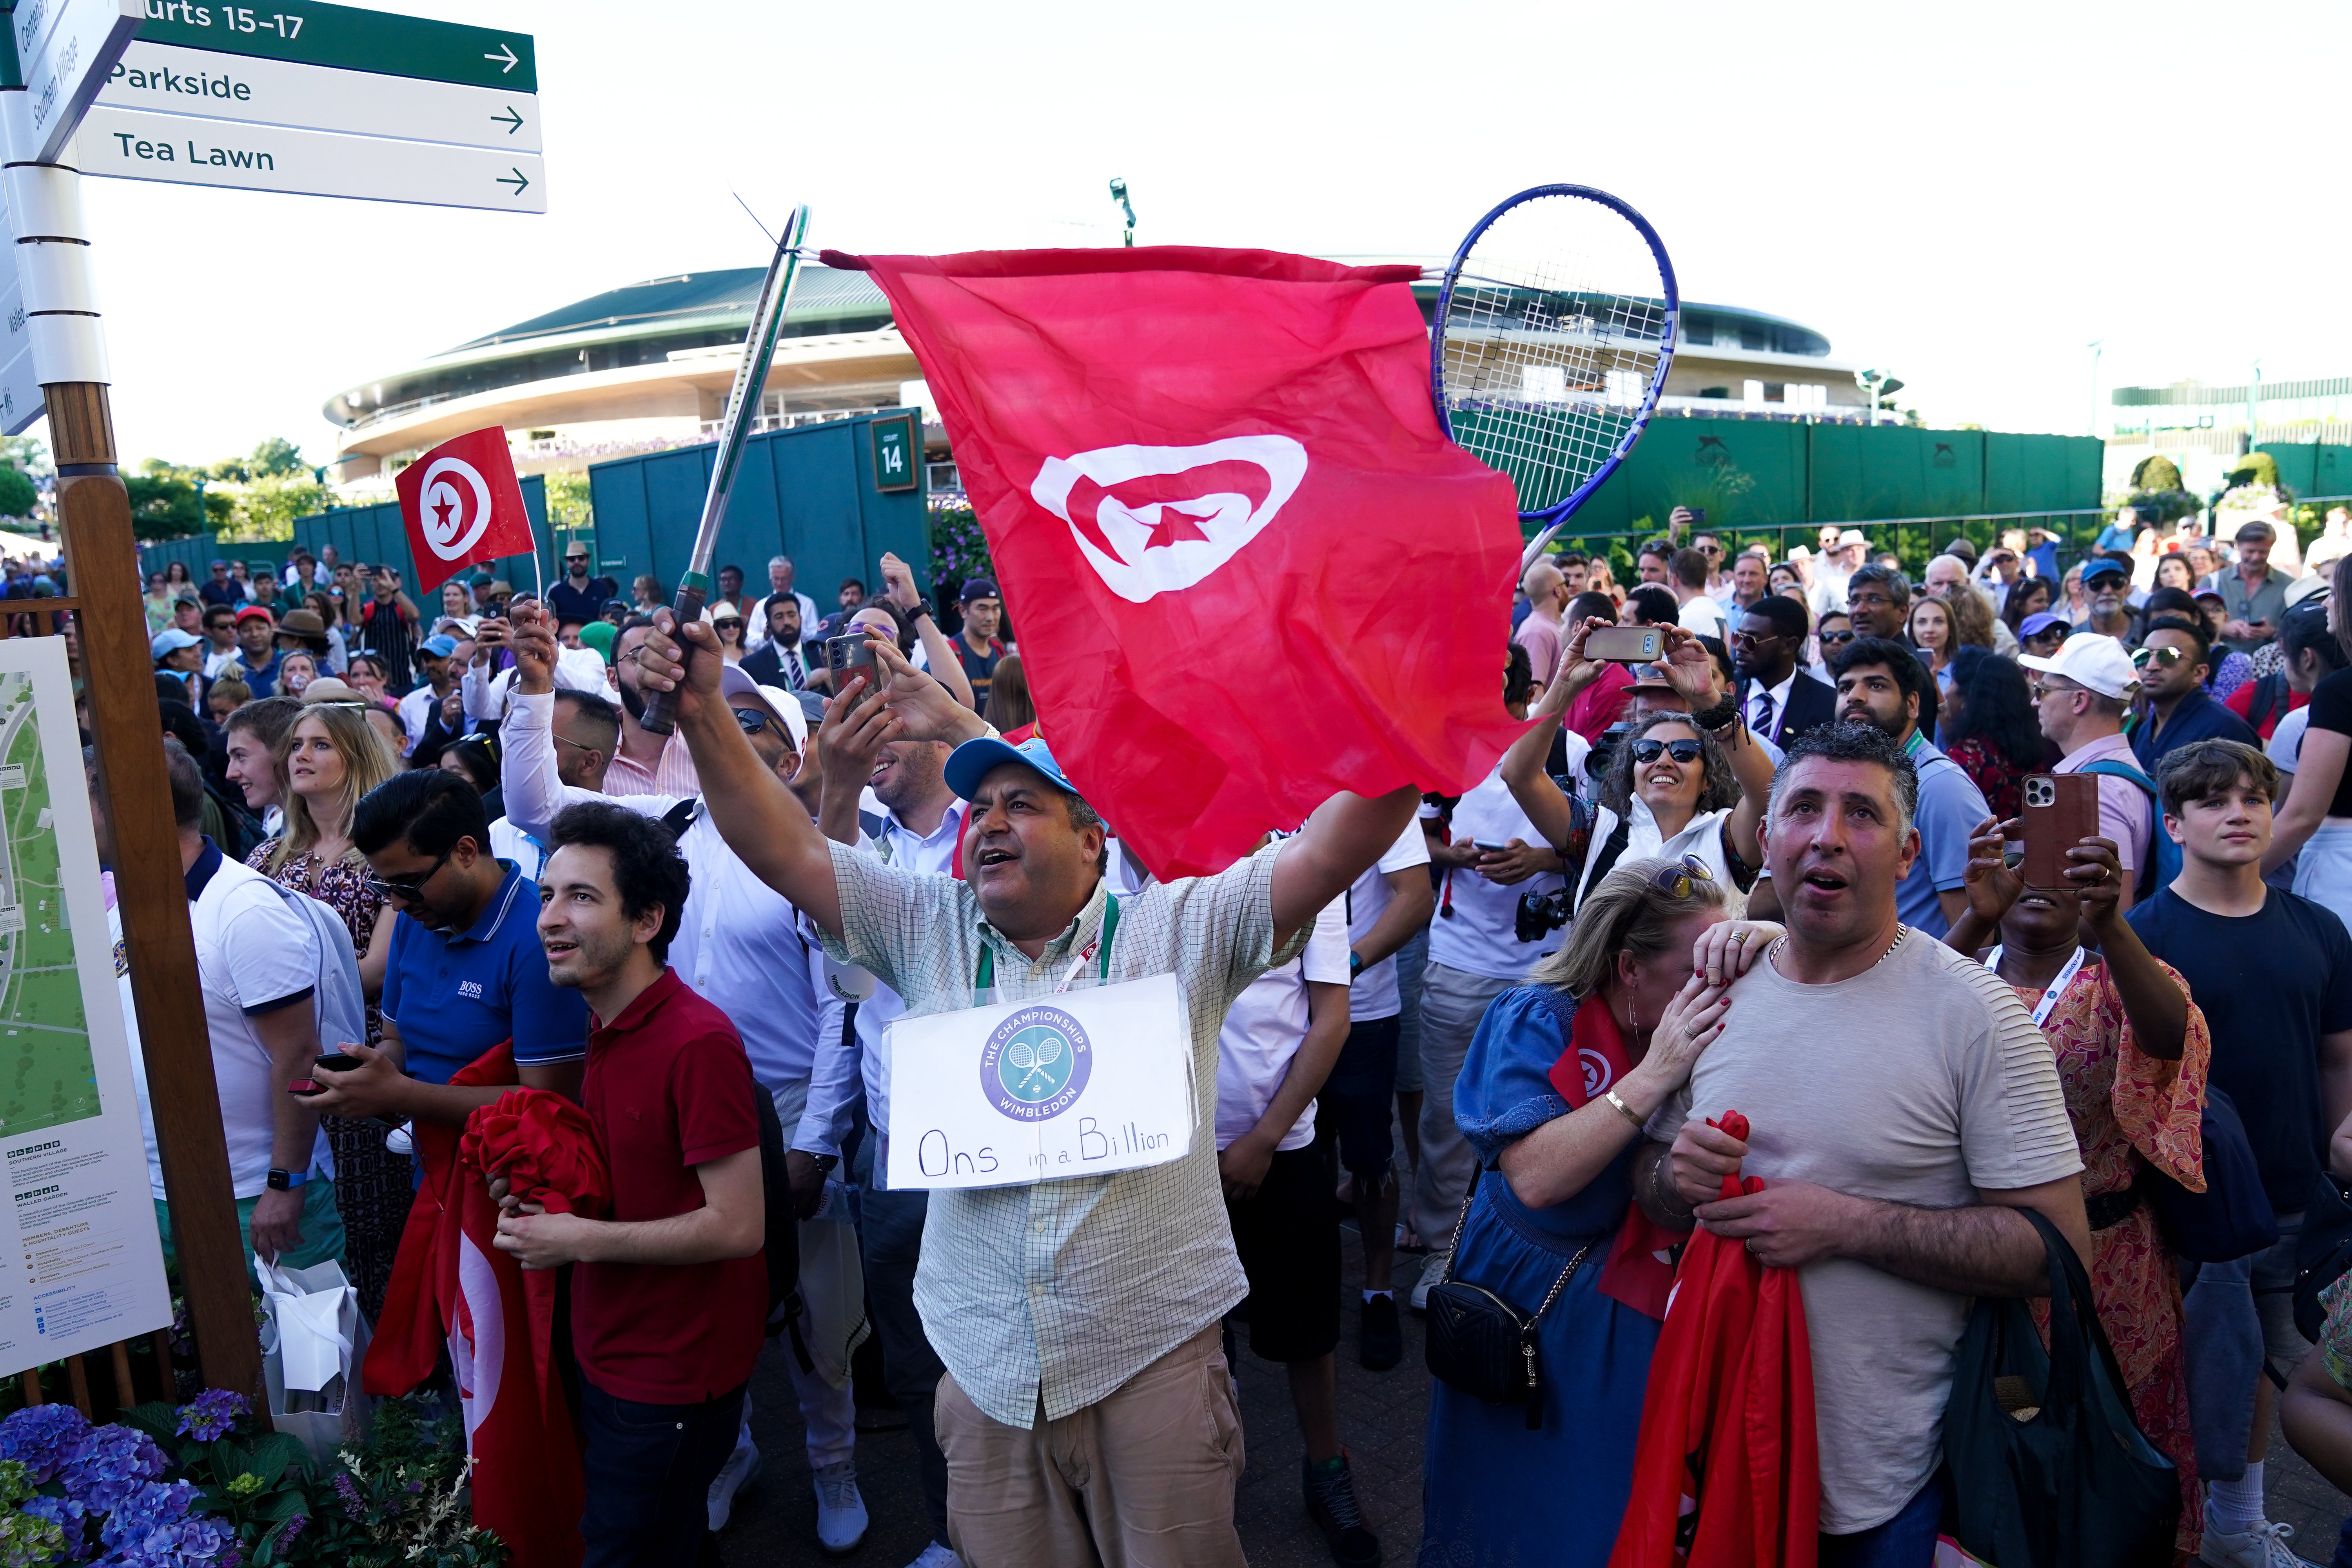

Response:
(821, 837), (1303, 1428)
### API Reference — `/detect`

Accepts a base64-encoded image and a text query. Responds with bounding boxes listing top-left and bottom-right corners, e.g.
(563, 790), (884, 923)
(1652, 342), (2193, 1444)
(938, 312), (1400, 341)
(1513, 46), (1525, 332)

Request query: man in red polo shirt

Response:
(493, 801), (766, 1568)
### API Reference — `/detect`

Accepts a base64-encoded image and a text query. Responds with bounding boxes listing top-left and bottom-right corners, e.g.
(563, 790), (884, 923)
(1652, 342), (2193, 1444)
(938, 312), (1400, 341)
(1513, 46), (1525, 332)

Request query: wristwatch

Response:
(265, 1168), (307, 1191)
(1348, 950), (1365, 978)
(803, 1152), (839, 1175)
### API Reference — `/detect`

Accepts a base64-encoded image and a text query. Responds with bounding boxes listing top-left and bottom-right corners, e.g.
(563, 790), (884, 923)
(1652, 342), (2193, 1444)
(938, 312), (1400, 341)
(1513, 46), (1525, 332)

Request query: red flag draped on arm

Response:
(829, 245), (1527, 879)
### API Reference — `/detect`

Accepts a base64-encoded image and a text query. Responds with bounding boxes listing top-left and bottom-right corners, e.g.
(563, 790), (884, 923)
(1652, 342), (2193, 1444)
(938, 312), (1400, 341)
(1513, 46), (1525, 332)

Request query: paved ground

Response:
(719, 1227), (2352, 1567)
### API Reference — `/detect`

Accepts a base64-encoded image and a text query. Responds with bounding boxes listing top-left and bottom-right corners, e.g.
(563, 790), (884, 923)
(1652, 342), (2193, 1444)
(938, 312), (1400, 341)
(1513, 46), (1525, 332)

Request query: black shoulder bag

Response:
(1422, 1175), (1591, 1430)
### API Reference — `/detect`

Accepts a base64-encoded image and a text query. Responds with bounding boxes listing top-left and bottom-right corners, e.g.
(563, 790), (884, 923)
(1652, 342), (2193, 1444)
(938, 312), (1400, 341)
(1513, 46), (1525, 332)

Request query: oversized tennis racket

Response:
(1430, 184), (1678, 578)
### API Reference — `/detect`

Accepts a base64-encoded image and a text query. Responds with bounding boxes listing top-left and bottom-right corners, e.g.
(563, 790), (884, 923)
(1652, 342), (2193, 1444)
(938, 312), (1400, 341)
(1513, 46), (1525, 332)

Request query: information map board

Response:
(0, 637), (171, 1374)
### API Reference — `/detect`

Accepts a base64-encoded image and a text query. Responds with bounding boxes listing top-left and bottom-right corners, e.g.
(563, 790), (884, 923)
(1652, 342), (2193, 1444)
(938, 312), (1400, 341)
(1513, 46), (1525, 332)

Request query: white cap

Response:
(719, 662), (808, 748)
(2019, 633), (2138, 700)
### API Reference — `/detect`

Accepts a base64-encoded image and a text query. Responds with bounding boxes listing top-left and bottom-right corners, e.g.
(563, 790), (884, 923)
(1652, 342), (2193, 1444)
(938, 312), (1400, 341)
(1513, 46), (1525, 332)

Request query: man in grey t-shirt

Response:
(1637, 723), (2087, 1552)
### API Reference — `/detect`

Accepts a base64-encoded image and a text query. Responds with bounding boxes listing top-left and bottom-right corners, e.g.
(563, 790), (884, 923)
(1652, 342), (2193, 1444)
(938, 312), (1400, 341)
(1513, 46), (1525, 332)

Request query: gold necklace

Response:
(1766, 923), (1907, 976)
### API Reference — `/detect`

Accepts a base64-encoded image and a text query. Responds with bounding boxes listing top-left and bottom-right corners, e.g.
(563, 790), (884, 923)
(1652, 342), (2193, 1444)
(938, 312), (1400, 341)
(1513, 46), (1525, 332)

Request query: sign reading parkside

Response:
(886, 973), (1196, 1191)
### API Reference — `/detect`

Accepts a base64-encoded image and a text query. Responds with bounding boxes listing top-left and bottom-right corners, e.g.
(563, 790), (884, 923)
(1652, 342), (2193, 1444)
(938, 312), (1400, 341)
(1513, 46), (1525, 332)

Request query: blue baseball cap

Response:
(419, 633), (459, 658)
(2017, 612), (2067, 640)
(944, 734), (1085, 805)
(149, 628), (202, 659)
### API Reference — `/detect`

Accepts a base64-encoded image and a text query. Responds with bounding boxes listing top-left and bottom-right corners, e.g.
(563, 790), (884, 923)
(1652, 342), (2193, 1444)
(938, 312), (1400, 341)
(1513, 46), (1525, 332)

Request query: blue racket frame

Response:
(1429, 183), (1680, 573)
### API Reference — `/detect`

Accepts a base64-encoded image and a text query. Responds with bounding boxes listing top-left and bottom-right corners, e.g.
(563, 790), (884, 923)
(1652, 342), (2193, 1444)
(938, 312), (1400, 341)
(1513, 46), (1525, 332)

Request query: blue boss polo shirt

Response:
(382, 863), (589, 1084)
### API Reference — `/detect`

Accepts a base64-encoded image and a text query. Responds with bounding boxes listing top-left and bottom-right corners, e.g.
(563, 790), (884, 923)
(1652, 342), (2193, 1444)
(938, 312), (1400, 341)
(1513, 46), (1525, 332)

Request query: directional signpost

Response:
(75, 0), (543, 211)
(0, 0), (552, 1407)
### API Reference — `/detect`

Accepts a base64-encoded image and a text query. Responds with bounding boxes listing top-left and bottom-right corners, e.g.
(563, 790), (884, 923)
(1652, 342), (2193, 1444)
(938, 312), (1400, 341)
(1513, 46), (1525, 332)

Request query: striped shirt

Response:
(819, 837), (1303, 1428)
(603, 730), (702, 798)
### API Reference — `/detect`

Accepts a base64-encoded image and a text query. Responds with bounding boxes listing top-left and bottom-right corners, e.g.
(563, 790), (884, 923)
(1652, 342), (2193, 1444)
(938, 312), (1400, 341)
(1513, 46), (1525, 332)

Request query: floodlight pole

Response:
(6, 151), (261, 1405)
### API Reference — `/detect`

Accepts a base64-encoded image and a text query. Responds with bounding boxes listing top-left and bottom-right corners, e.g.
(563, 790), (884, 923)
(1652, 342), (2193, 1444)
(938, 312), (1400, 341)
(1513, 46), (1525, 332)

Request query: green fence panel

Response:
(2252, 442), (2352, 500)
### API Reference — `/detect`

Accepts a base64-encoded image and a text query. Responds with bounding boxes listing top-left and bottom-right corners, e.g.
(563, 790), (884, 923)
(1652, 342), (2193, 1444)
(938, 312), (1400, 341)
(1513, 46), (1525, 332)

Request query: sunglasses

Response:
(1651, 853), (1717, 900)
(731, 707), (775, 735)
(2132, 645), (2190, 668)
(363, 848), (452, 903)
(1818, 629), (1857, 646)
(1630, 737), (1704, 766)
(1728, 628), (1785, 649)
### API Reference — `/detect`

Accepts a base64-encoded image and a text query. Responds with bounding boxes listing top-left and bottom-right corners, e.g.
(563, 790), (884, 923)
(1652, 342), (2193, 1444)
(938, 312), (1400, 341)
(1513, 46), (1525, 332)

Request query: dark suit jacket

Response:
(1755, 671), (1839, 745)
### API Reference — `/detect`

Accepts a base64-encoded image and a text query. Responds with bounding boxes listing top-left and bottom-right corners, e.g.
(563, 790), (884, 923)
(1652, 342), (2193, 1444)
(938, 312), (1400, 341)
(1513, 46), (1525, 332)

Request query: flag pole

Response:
(638, 204), (811, 735)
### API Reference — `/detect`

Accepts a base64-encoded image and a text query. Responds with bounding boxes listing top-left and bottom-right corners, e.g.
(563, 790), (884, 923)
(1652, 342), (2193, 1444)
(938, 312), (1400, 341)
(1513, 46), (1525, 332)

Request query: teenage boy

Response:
(950, 578), (1008, 711)
(1214, 891), (1375, 1568)
(2127, 739), (2352, 1566)
(494, 802), (766, 1568)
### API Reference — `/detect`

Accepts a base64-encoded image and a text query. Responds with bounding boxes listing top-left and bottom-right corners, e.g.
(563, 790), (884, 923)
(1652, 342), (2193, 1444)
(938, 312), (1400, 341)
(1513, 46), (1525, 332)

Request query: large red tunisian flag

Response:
(828, 246), (1527, 879)
(1610, 1113), (1820, 1568)
(395, 426), (537, 592)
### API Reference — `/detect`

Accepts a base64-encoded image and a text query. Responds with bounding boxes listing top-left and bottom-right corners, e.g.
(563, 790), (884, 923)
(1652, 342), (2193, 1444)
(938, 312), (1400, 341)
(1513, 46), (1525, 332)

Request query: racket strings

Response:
(1437, 194), (1671, 515)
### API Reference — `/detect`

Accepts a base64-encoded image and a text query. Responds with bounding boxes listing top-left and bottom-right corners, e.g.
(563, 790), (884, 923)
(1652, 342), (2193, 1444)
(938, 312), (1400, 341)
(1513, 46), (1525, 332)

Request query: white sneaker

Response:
(706, 1438), (761, 1532)
(2200, 1519), (2319, 1568)
(813, 1459), (869, 1556)
(1410, 1247), (1450, 1312)
(904, 1545), (962, 1568)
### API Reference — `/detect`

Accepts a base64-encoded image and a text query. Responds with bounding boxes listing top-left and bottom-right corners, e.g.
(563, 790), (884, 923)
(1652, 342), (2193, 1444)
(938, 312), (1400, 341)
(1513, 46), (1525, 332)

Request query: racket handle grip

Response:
(636, 581), (709, 737)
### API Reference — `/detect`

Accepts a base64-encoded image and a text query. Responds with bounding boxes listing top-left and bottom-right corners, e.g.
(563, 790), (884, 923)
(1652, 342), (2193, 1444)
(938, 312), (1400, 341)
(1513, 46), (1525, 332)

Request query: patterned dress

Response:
(246, 841), (404, 1323)
(2012, 958), (2210, 1555)
(1944, 737), (2029, 822)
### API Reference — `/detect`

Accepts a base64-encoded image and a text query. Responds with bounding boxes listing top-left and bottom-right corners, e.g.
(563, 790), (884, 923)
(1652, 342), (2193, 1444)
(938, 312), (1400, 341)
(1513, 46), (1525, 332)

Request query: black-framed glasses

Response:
(1697, 542), (1722, 557)
(731, 707), (774, 735)
(1651, 853), (1716, 899)
(1630, 737), (1704, 766)
(1818, 629), (1857, 646)
(1847, 591), (1897, 612)
(364, 849), (452, 903)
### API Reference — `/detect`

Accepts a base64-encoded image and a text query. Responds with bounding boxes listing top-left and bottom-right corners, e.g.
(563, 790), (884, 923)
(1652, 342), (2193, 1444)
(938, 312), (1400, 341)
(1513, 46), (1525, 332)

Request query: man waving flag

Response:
(827, 245), (1526, 879)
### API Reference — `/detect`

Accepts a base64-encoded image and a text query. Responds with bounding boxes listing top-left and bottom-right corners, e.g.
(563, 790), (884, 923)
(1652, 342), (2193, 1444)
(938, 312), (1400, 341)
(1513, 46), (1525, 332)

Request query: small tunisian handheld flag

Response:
(828, 246), (1526, 878)
(395, 426), (535, 592)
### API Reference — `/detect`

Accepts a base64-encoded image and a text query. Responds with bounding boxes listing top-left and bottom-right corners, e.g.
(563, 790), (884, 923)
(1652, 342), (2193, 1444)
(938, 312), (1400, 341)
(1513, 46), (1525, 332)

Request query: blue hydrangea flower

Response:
(0, 1406), (91, 1484)
(170, 1394), (247, 1445)
(92, 1478), (227, 1566)
(60, 1426), (166, 1516)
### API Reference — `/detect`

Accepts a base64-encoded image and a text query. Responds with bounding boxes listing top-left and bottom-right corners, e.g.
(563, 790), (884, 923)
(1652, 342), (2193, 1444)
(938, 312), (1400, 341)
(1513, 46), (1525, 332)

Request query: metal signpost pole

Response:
(4, 145), (261, 1403)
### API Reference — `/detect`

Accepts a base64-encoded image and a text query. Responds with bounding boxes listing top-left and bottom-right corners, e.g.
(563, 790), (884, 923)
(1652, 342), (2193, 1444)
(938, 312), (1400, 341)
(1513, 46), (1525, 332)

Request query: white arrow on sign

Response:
(6, 0), (144, 164)
(71, 105), (549, 213)
(483, 42), (519, 74)
(98, 44), (545, 154)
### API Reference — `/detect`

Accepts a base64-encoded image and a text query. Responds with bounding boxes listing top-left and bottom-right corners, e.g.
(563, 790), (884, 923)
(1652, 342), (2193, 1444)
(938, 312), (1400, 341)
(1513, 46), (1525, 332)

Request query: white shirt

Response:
(461, 648), (609, 722)
(117, 851), (331, 1201)
(1346, 819), (1431, 1021)
(1810, 566), (1852, 618)
(202, 644), (241, 681)
(488, 816), (546, 882)
(499, 691), (829, 1100)
(1427, 760), (1566, 981)
(1215, 898), (1350, 1152)
(750, 590), (824, 649)
(1677, 595), (1727, 639)
(397, 683), (445, 751)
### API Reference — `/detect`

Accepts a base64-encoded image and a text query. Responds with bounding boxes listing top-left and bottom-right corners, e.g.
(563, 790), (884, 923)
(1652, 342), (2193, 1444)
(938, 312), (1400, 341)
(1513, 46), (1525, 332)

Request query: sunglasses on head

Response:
(1651, 853), (1717, 900)
(1630, 737), (1704, 766)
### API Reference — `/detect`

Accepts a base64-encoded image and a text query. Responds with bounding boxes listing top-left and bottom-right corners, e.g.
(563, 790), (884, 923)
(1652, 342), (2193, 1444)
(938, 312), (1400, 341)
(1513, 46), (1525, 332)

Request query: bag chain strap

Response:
(1437, 1171), (1595, 1324)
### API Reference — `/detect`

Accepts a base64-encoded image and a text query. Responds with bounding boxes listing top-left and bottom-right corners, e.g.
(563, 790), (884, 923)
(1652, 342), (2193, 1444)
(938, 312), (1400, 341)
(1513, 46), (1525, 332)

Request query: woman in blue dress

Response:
(1419, 855), (1780, 1567)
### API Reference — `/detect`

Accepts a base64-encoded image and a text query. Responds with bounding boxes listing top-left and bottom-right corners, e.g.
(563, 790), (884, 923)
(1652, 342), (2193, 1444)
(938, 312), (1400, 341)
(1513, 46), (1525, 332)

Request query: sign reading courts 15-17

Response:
(70, 1), (544, 212)
(886, 974), (1196, 1191)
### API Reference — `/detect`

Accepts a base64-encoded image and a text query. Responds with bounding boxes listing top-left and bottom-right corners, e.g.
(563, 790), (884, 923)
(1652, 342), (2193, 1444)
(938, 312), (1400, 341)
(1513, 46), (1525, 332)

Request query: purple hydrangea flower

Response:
(93, 1477), (229, 1566)
(0, 1404), (91, 1483)
(171, 1392), (248, 1443)
(62, 1423), (167, 1516)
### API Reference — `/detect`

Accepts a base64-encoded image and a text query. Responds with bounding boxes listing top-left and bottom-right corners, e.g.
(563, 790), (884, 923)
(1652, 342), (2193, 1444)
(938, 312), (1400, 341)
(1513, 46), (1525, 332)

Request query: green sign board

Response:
(871, 412), (919, 493)
(133, 0), (537, 91)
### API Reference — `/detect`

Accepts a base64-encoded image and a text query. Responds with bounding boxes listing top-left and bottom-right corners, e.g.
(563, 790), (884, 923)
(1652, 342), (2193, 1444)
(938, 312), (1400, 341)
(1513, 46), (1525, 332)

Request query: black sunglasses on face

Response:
(1630, 737), (1704, 766)
(1819, 630), (1856, 646)
(731, 707), (774, 735)
(364, 848), (452, 903)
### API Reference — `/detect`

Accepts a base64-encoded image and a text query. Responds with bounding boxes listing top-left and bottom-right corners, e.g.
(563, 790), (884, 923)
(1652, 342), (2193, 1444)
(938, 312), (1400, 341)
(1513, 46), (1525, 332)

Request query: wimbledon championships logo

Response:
(978, 1004), (1094, 1122)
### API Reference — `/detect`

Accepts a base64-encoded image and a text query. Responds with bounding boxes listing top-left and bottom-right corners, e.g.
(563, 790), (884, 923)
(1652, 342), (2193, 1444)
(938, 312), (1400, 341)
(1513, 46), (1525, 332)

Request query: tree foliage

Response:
(0, 465), (33, 520)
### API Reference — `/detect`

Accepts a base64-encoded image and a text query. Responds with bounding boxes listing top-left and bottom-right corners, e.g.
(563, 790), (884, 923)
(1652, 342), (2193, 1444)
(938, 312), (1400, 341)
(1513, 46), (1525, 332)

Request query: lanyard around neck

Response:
(976, 895), (1120, 995)
(1985, 943), (2086, 1028)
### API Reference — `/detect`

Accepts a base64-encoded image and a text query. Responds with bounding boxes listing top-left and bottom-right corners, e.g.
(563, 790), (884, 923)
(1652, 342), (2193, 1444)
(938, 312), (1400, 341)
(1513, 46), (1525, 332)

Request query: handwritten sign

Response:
(885, 972), (1194, 1190)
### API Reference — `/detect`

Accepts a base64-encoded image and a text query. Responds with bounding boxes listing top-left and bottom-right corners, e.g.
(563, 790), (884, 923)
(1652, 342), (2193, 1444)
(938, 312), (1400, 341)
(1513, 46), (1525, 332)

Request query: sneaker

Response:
(706, 1439), (760, 1532)
(812, 1459), (868, 1556)
(1408, 1247), (1448, 1313)
(904, 1545), (962, 1568)
(2200, 1519), (2319, 1568)
(1359, 1294), (1402, 1372)
(1302, 1453), (1380, 1568)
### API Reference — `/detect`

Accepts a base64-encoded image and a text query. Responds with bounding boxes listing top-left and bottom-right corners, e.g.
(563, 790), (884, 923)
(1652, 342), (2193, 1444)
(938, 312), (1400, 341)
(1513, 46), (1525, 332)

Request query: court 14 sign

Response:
(885, 973), (1196, 1191)
(0, 636), (172, 1377)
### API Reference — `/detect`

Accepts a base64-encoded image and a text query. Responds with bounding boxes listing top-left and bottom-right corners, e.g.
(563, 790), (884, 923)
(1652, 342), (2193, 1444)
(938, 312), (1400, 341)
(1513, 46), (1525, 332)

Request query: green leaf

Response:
(209, 1437), (254, 1481)
(118, 1401), (182, 1443)
(260, 1488), (309, 1521)
(248, 1433), (311, 1484)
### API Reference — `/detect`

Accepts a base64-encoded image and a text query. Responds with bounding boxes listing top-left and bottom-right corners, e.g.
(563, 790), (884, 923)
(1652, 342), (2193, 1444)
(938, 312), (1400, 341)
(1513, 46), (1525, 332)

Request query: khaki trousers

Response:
(935, 1322), (1246, 1568)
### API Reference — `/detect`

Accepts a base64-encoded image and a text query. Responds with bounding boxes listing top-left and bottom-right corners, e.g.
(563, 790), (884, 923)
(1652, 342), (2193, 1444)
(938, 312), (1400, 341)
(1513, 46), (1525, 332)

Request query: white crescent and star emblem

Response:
(1030, 435), (1308, 604)
(417, 456), (496, 562)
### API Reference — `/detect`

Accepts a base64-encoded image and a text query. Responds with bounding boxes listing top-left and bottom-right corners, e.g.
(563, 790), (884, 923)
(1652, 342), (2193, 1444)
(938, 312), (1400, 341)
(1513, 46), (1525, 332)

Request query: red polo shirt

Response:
(572, 967), (766, 1405)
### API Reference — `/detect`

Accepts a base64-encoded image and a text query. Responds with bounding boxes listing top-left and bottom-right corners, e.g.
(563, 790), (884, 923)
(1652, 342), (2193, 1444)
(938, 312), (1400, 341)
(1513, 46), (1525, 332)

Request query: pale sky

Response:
(56, 0), (2352, 470)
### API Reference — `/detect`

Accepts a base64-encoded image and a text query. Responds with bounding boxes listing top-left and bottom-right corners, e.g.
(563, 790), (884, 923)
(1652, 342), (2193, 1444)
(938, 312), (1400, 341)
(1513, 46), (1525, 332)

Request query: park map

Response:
(0, 670), (96, 1137)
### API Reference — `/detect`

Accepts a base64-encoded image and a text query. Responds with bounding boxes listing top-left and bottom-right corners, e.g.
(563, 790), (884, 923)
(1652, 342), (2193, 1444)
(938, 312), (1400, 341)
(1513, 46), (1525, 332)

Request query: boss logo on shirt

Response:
(457, 980), (484, 1000)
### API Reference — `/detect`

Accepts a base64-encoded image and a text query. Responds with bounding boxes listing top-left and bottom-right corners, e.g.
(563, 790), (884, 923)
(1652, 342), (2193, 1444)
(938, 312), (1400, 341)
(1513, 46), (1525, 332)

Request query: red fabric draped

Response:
(1610, 1112), (1820, 1568)
(1548, 1000), (1680, 1319)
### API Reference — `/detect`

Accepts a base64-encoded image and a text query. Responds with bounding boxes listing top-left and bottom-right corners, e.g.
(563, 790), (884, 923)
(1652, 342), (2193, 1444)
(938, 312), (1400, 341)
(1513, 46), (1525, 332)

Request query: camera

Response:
(1516, 886), (1573, 944)
(1586, 719), (1636, 782)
